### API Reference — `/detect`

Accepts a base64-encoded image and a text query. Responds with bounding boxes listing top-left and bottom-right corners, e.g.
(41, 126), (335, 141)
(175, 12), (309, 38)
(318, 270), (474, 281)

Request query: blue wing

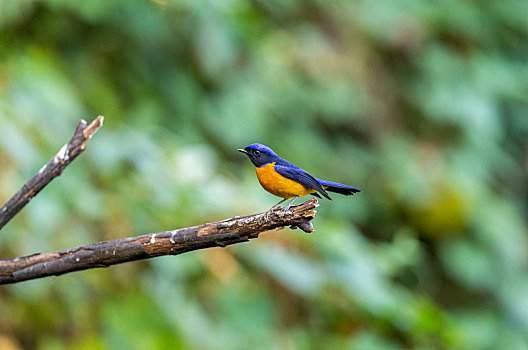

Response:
(274, 163), (332, 200)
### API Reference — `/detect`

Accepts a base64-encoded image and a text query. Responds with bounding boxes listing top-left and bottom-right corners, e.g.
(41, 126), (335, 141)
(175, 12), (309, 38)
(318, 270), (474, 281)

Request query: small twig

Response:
(0, 116), (104, 231)
(0, 199), (319, 284)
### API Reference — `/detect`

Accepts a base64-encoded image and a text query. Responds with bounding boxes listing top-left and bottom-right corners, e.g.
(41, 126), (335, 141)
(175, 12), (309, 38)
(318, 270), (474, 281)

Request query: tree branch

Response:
(0, 198), (319, 284)
(0, 116), (104, 231)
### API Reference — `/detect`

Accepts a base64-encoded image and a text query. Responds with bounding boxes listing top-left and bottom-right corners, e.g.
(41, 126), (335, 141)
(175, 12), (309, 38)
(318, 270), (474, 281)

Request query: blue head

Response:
(238, 143), (280, 167)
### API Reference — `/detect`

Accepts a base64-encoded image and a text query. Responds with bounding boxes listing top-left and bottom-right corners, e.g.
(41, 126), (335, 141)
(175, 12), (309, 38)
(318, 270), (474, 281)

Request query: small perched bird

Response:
(238, 143), (361, 213)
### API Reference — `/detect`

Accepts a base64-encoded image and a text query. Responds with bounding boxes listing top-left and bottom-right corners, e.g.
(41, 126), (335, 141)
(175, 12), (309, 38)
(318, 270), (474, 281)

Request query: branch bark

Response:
(0, 116), (104, 231)
(0, 199), (319, 284)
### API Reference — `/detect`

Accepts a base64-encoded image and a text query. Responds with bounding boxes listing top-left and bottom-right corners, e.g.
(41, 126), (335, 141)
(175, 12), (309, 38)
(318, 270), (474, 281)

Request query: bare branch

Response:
(0, 199), (319, 284)
(0, 116), (104, 231)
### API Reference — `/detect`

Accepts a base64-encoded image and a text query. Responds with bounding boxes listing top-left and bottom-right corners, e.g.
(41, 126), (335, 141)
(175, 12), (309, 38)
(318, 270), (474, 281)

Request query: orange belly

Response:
(255, 162), (316, 199)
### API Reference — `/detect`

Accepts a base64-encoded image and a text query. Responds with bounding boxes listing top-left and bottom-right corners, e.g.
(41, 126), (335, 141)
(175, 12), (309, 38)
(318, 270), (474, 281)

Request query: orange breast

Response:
(255, 162), (316, 199)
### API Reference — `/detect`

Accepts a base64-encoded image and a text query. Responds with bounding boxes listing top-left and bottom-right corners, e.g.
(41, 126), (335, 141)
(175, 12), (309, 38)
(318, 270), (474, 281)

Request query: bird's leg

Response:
(271, 198), (288, 210)
(282, 196), (299, 216)
(266, 198), (287, 221)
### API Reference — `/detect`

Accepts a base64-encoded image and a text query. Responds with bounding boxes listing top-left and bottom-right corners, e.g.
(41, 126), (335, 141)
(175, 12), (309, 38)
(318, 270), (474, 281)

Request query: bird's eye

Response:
(253, 150), (261, 156)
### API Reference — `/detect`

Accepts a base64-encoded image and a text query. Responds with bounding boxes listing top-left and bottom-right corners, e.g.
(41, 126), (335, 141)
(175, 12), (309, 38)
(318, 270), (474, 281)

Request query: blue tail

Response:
(317, 179), (361, 196)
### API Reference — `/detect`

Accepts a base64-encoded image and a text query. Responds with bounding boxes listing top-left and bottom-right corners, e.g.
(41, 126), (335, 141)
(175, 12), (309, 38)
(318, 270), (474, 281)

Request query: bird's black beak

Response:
(237, 148), (248, 154)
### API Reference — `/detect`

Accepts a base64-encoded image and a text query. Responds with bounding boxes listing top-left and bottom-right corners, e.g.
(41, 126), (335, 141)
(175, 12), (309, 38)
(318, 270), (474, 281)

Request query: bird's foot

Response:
(266, 199), (288, 221)
(281, 196), (299, 218)
(265, 209), (272, 221)
(265, 207), (278, 221)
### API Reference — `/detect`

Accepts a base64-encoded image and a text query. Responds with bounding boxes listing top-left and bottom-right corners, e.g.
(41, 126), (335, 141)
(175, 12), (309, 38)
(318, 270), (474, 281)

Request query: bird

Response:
(238, 143), (361, 214)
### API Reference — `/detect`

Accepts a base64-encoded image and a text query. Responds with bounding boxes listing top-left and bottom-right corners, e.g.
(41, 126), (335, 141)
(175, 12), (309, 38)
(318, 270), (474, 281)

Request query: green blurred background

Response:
(1, 0), (527, 349)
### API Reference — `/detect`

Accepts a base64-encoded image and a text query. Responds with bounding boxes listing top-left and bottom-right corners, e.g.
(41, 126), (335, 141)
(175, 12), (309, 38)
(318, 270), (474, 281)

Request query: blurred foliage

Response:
(0, 0), (527, 349)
